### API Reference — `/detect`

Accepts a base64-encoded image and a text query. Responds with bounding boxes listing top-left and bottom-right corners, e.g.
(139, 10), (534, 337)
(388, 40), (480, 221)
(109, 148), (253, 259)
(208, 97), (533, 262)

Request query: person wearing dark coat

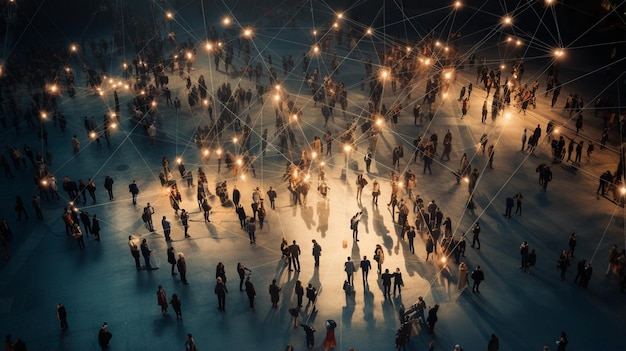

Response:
(104, 175), (114, 200)
(215, 277), (228, 311)
(92, 214), (101, 241)
(167, 247), (177, 275)
(381, 269), (393, 297)
(426, 304), (439, 334)
(232, 186), (241, 207)
(471, 265), (484, 293)
(128, 180), (139, 205)
(177, 253), (188, 284)
(269, 279), (281, 307)
(245, 276), (256, 308)
(488, 333), (500, 351)
(98, 323), (112, 349)
(236, 205), (247, 228)
(300, 324), (316, 348)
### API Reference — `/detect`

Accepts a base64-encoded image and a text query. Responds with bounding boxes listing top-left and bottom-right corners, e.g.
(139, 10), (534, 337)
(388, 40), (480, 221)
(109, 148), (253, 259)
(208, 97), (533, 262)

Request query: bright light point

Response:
(320, 162), (325, 166)
(435, 41), (441, 47)
(233, 137), (238, 143)
(292, 114), (298, 121)
(424, 59), (431, 65)
(151, 101), (157, 107)
(203, 149), (209, 156)
(516, 40), (522, 46)
(333, 22), (338, 28)
(110, 123), (117, 129)
(366, 28), (373, 35)
(313, 30), (318, 35)
(507, 37), (512, 42)
(554, 49), (565, 57)
(166, 11), (173, 19)
(545, 0), (554, 4)
(554, 128), (559, 134)
(241, 175), (246, 180)
(203, 99), (208, 106)
(463, 177), (469, 183)
(406, 46), (411, 52)
(621, 187), (626, 195)
(275, 84), (281, 90)
(305, 174), (311, 181)
(312, 152), (317, 159)
(89, 131), (96, 139)
(274, 94), (280, 101)
(503, 16), (512, 25)
(70, 44), (77, 52)
(41, 112), (47, 119)
(376, 119), (383, 125)
(454, 1), (462, 8)
(98, 91), (104, 96)
(343, 145), (351, 152)
(313, 46), (320, 53)
(186, 52), (192, 59)
(237, 159), (242, 166)
(441, 257), (447, 263)
(65, 67), (71, 72)
(41, 180), (47, 186)
(222, 17), (231, 26)
(205, 43), (212, 50)
(398, 182), (403, 187)
(500, 64), (505, 69)
(443, 92), (448, 98)
(176, 158), (182, 164)
(337, 13), (343, 19)
(444, 72), (452, 79)
(243, 28), (253, 37)
(505, 112), (512, 119)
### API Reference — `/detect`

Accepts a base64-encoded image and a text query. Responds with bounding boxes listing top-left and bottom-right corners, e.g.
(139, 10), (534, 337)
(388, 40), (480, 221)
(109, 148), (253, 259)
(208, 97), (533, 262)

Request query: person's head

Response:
(272, 279), (277, 285)
(396, 267), (400, 273)
(312, 239), (316, 244)
(293, 240), (296, 244)
(385, 269), (389, 273)
(142, 238), (147, 244)
(476, 265), (481, 270)
(363, 255), (367, 260)
(178, 252), (184, 258)
(158, 285), (162, 290)
(347, 257), (351, 261)
(128, 235), (132, 240)
(163, 216), (166, 220)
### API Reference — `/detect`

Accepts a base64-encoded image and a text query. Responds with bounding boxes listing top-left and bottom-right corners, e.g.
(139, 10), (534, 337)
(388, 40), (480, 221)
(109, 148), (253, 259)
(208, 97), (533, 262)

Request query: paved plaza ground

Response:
(0, 1), (625, 350)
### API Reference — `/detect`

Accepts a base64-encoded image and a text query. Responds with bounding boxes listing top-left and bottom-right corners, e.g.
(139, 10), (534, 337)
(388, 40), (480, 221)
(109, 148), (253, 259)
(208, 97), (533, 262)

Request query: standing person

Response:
(177, 253), (188, 284)
(295, 280), (304, 308)
(504, 196), (514, 218)
(344, 257), (356, 286)
(360, 256), (371, 284)
(141, 239), (154, 269)
(471, 222), (481, 249)
(557, 250), (570, 281)
(364, 149), (373, 173)
(128, 236), (141, 269)
(471, 265), (484, 293)
(573, 259), (586, 285)
(201, 199), (211, 222)
(32, 195), (43, 220)
(520, 241), (529, 269)
(57, 302), (68, 332)
(607, 244), (619, 275)
(269, 279), (281, 308)
(257, 201), (266, 229)
(568, 233), (577, 257)
(350, 211), (363, 241)
(312, 239), (322, 267)
(185, 333), (197, 351)
(98, 323), (112, 350)
(381, 268), (392, 298)
(514, 192), (523, 215)
(14, 196), (28, 221)
(426, 236), (434, 261)
(355, 174), (367, 201)
(180, 209), (190, 238)
(170, 294), (182, 319)
(393, 268), (404, 295)
(407, 226), (416, 253)
(167, 246), (177, 275)
(458, 262), (469, 290)
(237, 262), (252, 291)
(215, 277), (228, 311)
(247, 218), (256, 244)
(128, 180), (139, 205)
(72, 223), (85, 249)
(323, 320), (337, 351)
(92, 214), (101, 241)
(374, 244), (384, 273)
(162, 216), (171, 242)
(521, 129), (527, 151)
(79, 210), (92, 236)
(71, 135), (80, 155)
(157, 285), (168, 315)
(245, 276), (256, 308)
(143, 203), (155, 231)
(372, 180), (380, 205)
(104, 175), (114, 200)
(488, 333), (500, 351)
(426, 304), (439, 334)
(541, 166), (553, 191)
(267, 186), (277, 210)
(232, 186), (241, 207)
(289, 240), (301, 272)
(305, 283), (317, 310)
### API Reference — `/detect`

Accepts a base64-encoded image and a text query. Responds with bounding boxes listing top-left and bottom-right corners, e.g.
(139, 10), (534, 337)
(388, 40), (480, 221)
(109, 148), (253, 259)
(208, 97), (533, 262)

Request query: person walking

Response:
(57, 302), (68, 332)
(305, 283), (317, 310)
(177, 253), (188, 284)
(128, 180), (139, 205)
(344, 257), (356, 286)
(541, 166), (553, 191)
(167, 246), (177, 275)
(407, 227), (416, 253)
(393, 268), (404, 295)
(201, 199), (211, 222)
(557, 332), (568, 351)
(157, 285), (168, 315)
(300, 324), (316, 348)
(471, 222), (481, 249)
(180, 209), (190, 238)
(568, 233), (577, 257)
(350, 211), (363, 241)
(607, 244), (619, 275)
(381, 268), (392, 298)
(143, 203), (155, 231)
(514, 192), (523, 215)
(104, 175), (114, 200)
(312, 239), (322, 267)
(267, 186), (277, 210)
(128, 236), (141, 269)
(520, 241), (529, 269)
(269, 279), (281, 308)
(505, 196), (514, 218)
(162, 216), (171, 242)
(557, 250), (570, 280)
(426, 304), (439, 334)
(360, 256), (371, 284)
(356, 174), (368, 201)
(245, 276), (256, 308)
(32, 195), (43, 220)
(72, 223), (85, 249)
(215, 277), (228, 311)
(98, 323), (112, 349)
(170, 294), (182, 319)
(471, 265), (484, 293)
